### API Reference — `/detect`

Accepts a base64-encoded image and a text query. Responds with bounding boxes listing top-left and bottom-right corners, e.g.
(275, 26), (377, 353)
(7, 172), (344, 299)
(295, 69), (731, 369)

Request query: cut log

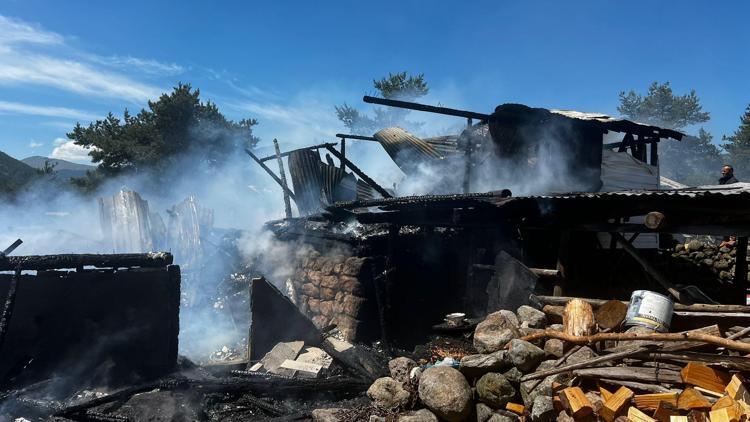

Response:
(678, 388), (712, 410)
(654, 402), (679, 422)
(559, 387), (593, 419)
(629, 406), (658, 422)
(645, 211), (667, 230)
(563, 299), (596, 337)
(681, 362), (732, 394)
(595, 300), (629, 330)
(634, 393), (679, 411)
(505, 403), (525, 415)
(600, 386), (614, 401)
(601, 386), (634, 422)
(711, 396), (736, 411)
(708, 403), (742, 422)
(725, 375), (750, 404)
(670, 417), (689, 422)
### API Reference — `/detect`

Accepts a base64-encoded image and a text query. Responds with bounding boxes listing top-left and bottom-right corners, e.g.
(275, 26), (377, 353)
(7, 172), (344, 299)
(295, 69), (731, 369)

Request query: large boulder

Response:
(476, 373), (516, 409)
(418, 366), (472, 422)
(517, 306), (546, 328)
(507, 339), (545, 373)
(367, 377), (411, 409)
(459, 351), (511, 379)
(543, 339), (564, 359)
(565, 346), (598, 365)
(389, 357), (418, 384)
(474, 311), (521, 354)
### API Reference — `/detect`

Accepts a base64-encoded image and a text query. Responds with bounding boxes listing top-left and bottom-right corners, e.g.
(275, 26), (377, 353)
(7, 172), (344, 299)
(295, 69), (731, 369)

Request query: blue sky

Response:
(0, 0), (748, 163)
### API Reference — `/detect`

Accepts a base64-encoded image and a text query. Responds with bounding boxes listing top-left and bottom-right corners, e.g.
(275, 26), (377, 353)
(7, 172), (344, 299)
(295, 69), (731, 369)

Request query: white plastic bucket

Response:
(624, 290), (674, 332)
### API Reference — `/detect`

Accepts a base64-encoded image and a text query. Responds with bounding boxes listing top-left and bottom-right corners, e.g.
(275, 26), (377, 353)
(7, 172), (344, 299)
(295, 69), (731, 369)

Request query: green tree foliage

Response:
(722, 104), (750, 176)
(335, 72), (429, 134)
(69, 83), (259, 189)
(617, 82), (721, 185)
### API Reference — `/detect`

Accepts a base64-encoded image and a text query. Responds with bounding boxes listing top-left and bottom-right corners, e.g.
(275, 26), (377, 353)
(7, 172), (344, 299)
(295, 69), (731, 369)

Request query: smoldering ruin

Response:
(2, 95), (750, 422)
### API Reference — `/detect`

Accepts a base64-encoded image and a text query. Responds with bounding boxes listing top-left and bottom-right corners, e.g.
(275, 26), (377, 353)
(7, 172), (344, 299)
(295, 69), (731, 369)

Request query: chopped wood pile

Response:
(313, 294), (750, 422)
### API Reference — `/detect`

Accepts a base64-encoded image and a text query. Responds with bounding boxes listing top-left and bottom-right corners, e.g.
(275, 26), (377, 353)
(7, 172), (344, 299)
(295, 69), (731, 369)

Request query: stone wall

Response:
(290, 249), (374, 341)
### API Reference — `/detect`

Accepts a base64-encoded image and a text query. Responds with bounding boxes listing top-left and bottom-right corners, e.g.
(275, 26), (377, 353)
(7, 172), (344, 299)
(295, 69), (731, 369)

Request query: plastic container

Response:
(624, 290), (674, 332)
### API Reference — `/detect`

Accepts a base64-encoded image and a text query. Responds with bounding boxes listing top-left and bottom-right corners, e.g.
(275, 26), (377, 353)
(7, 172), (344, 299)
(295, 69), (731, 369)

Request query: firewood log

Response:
(563, 298), (596, 337)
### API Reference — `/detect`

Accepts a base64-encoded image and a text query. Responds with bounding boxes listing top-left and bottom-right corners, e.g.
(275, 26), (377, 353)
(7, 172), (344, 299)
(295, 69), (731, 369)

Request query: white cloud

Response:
(28, 140), (43, 148)
(0, 14), (168, 103)
(50, 138), (95, 163)
(0, 15), (63, 46)
(0, 100), (97, 120)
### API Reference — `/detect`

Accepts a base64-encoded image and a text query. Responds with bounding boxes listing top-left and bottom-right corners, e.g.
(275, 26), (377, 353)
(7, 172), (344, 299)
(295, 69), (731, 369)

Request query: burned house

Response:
(250, 96), (749, 349)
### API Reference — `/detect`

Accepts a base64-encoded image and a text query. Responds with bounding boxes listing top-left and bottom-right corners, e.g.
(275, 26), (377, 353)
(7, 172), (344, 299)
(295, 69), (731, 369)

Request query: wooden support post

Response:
(463, 117), (473, 194)
(339, 138), (346, 169)
(555, 230), (571, 296)
(273, 139), (293, 219)
(734, 236), (747, 305)
(651, 140), (659, 166)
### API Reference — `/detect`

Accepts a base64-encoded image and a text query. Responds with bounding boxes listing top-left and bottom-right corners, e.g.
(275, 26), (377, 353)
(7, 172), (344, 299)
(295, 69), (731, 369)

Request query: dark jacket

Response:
(719, 174), (739, 185)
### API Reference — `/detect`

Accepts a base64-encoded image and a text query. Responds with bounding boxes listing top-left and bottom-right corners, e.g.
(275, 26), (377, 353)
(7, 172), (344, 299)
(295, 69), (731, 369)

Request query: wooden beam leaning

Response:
(273, 139), (293, 219)
(0, 252), (174, 271)
(244, 148), (297, 202)
(610, 232), (685, 303)
(324, 145), (392, 198)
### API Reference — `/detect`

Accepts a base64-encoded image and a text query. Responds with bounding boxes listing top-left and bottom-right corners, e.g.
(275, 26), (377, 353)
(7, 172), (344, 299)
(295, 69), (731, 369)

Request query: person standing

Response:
(720, 165), (739, 184)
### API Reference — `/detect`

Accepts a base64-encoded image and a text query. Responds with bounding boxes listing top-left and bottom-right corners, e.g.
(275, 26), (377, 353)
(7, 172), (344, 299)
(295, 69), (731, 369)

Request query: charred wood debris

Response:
(1, 97), (750, 422)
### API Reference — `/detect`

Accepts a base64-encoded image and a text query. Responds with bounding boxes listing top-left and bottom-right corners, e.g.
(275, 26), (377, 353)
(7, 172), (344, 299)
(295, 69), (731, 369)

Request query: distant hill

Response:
(0, 151), (38, 193)
(22, 156), (95, 180)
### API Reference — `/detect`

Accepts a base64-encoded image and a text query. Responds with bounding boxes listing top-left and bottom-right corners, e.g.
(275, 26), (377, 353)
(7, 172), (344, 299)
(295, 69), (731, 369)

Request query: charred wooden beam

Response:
(273, 139), (293, 219)
(0, 252), (173, 271)
(1, 239), (22, 256)
(363, 96), (490, 121)
(0, 268), (20, 353)
(734, 236), (748, 305)
(335, 133), (376, 142)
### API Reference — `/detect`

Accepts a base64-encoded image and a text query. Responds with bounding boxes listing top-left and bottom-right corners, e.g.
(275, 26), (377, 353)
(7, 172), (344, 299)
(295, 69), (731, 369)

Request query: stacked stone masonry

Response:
(292, 250), (371, 342)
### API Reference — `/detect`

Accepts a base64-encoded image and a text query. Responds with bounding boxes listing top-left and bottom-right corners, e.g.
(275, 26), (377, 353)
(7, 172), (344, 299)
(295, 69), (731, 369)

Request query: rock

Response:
(308, 298), (321, 313)
(531, 396), (556, 422)
(339, 294), (365, 316)
(585, 391), (604, 414)
(320, 287), (336, 300)
(370, 416), (386, 422)
(367, 377), (411, 409)
(341, 276), (364, 295)
(474, 311), (521, 353)
(331, 314), (360, 341)
(520, 360), (573, 407)
(720, 270), (732, 280)
(311, 315), (329, 329)
(477, 403), (494, 422)
(548, 324), (563, 331)
(389, 357), (418, 384)
(301, 283), (320, 297)
(312, 408), (344, 422)
(476, 373), (516, 409)
(459, 351), (510, 379)
(488, 411), (519, 422)
(517, 306), (546, 328)
(342, 257), (366, 276)
(320, 260), (336, 275)
(398, 409), (438, 421)
(556, 410), (574, 422)
(418, 366), (472, 422)
(320, 275), (339, 289)
(502, 367), (523, 384)
(319, 300), (334, 317)
(507, 339), (545, 373)
(543, 339), (564, 358)
(498, 310), (520, 328)
(687, 240), (703, 251)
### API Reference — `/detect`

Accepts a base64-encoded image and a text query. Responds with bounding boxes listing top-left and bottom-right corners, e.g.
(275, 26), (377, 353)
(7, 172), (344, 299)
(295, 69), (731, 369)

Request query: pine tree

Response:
(722, 104), (750, 177)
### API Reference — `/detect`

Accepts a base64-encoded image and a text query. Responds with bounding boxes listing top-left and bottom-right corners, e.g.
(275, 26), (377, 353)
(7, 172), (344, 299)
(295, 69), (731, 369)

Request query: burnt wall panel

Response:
(0, 265), (179, 386)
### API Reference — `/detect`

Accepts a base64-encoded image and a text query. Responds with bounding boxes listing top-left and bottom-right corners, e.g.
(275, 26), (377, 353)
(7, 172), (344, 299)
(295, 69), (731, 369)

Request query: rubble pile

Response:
(313, 297), (750, 422)
(672, 239), (747, 282)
